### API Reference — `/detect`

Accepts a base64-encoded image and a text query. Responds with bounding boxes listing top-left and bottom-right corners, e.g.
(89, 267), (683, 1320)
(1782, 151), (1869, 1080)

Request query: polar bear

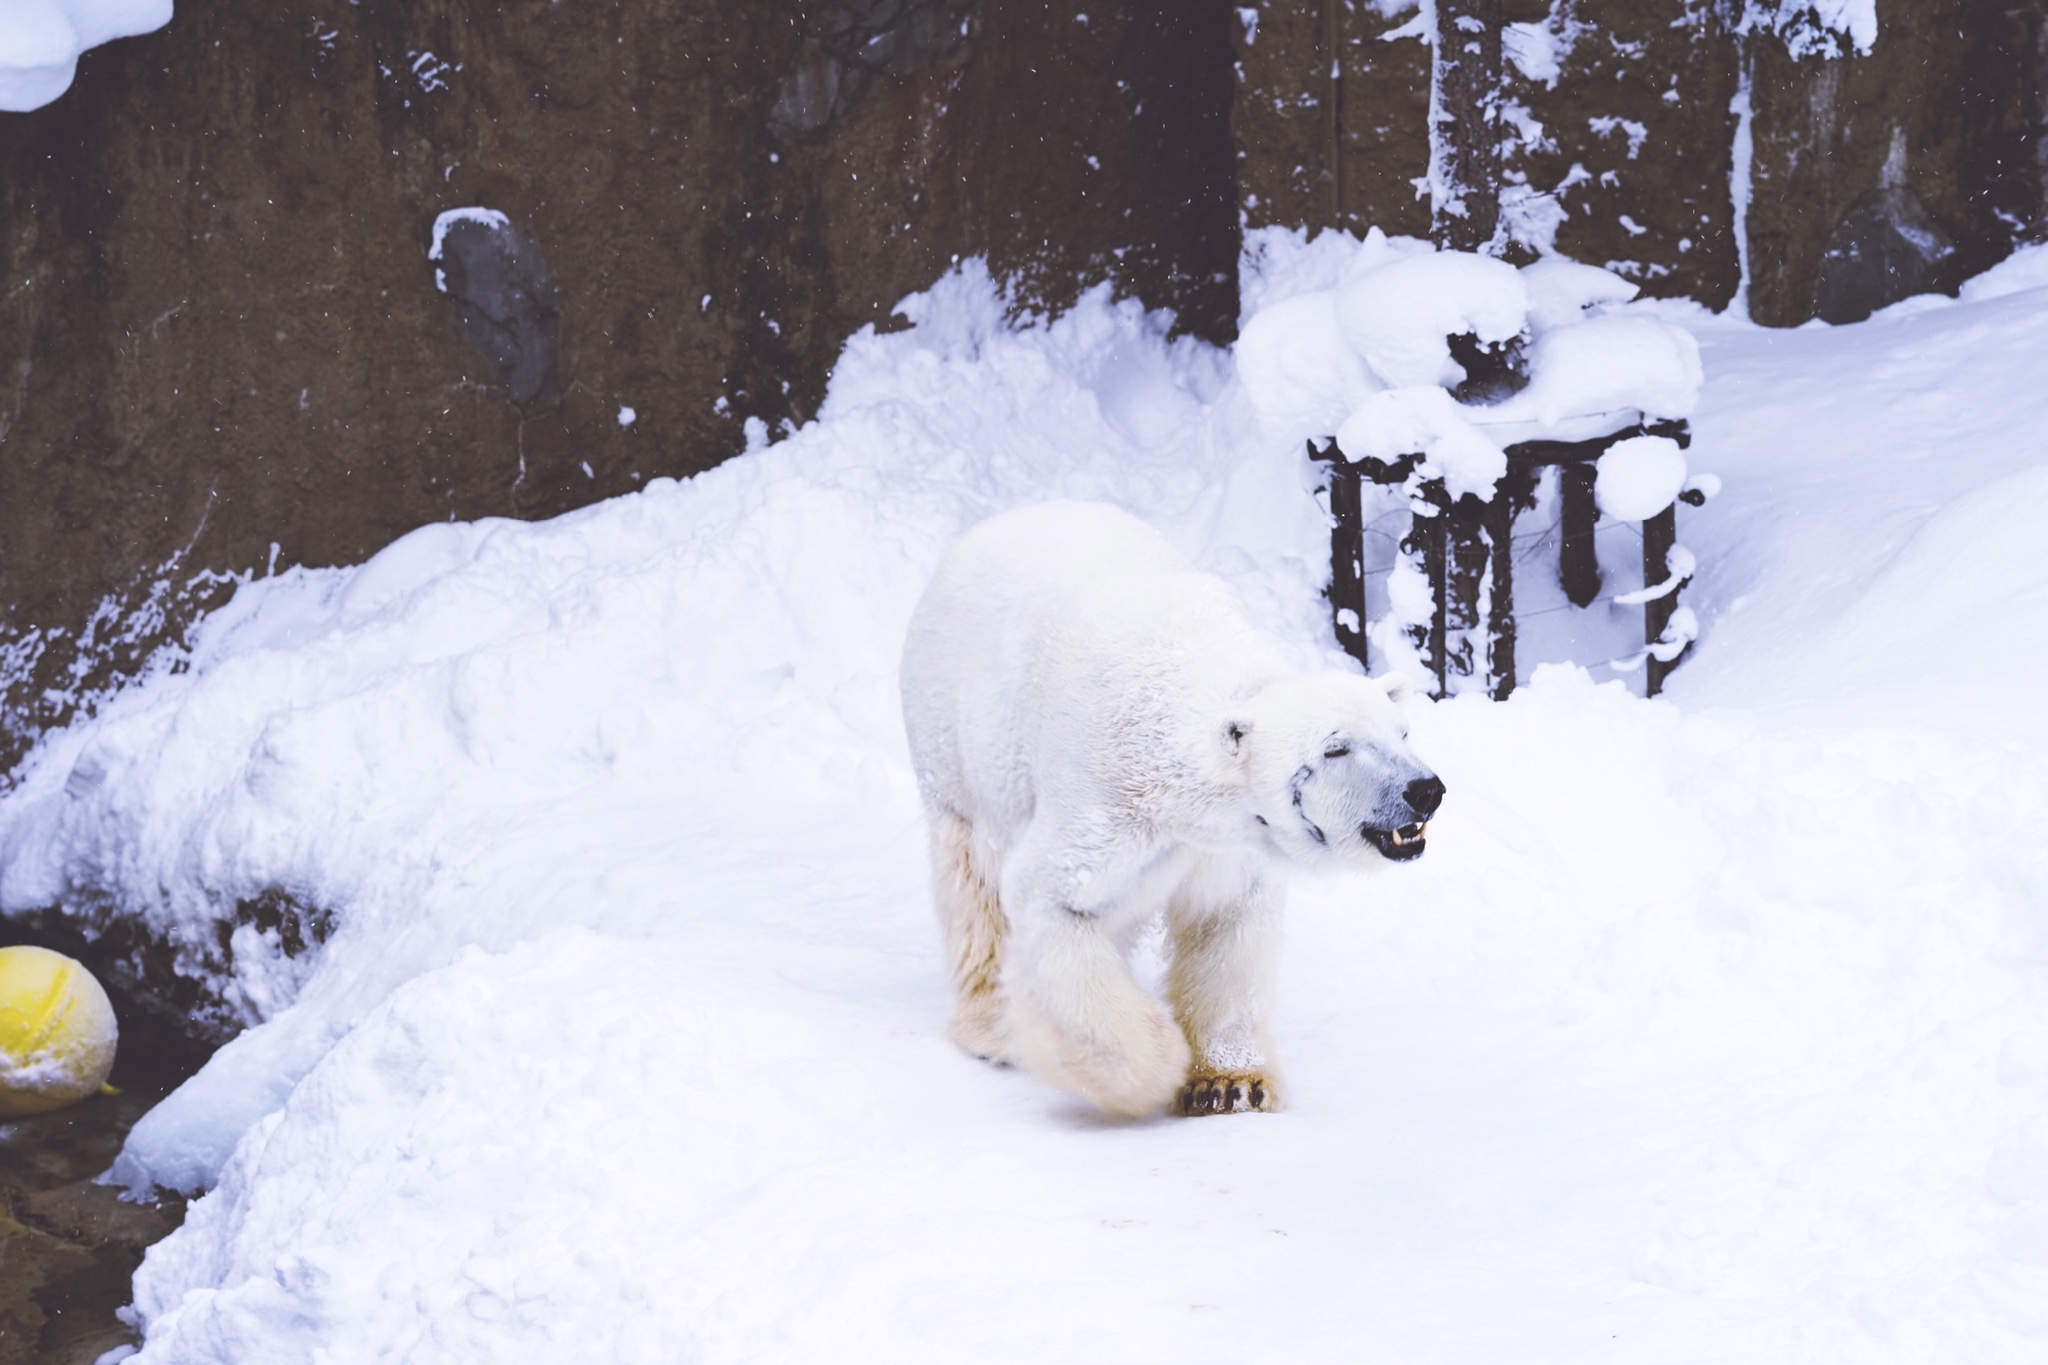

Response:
(900, 502), (1443, 1118)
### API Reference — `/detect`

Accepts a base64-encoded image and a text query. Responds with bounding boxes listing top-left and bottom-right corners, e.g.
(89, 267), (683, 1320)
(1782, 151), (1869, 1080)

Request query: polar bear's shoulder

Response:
(909, 503), (1270, 672)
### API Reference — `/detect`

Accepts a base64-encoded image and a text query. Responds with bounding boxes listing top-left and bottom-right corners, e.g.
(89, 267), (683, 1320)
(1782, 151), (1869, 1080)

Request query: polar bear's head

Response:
(1228, 670), (1443, 866)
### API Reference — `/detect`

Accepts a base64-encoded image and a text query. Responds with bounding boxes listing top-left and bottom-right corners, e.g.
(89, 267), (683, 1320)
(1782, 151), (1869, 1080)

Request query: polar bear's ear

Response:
(1222, 719), (1251, 756)
(1378, 672), (1415, 705)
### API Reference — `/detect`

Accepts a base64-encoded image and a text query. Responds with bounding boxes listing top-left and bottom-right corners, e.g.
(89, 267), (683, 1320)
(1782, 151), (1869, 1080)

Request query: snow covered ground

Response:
(4, 234), (2048, 1361)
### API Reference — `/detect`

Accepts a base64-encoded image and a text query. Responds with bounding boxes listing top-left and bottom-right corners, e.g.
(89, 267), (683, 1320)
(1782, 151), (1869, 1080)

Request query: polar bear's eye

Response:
(1323, 744), (1350, 760)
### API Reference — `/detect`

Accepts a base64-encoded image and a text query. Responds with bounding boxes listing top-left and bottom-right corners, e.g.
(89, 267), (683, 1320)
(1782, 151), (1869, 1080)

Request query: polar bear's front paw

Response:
(1175, 1071), (1278, 1116)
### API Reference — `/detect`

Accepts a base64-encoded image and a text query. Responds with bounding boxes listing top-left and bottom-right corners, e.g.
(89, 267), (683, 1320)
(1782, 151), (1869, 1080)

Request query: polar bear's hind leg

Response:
(930, 810), (1011, 1062)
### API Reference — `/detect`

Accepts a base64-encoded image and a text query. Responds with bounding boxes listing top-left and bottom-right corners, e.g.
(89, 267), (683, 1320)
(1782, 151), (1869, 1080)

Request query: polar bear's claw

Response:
(1175, 1072), (1278, 1116)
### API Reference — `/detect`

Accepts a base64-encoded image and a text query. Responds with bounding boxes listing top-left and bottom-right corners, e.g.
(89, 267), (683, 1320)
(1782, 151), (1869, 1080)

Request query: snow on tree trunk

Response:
(1430, 0), (1504, 254)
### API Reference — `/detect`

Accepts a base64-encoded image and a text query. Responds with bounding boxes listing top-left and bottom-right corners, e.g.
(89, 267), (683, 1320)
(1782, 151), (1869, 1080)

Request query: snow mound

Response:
(1960, 243), (2048, 304)
(0, 0), (169, 112)
(1235, 290), (1383, 438)
(1239, 232), (1701, 462)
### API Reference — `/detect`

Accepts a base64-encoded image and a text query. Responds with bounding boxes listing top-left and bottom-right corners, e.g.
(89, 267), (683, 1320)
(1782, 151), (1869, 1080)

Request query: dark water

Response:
(0, 1067), (188, 1363)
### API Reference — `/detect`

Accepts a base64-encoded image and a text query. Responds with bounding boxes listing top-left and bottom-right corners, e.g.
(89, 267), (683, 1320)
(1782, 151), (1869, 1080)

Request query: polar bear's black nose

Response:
(1404, 775), (1445, 817)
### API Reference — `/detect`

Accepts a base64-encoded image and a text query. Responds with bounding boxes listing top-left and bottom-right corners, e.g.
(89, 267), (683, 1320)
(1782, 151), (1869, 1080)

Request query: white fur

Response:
(900, 502), (1439, 1117)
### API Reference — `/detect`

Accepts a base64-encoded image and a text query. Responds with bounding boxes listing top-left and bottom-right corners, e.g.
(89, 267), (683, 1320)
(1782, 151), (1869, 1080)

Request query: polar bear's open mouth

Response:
(1364, 821), (1429, 861)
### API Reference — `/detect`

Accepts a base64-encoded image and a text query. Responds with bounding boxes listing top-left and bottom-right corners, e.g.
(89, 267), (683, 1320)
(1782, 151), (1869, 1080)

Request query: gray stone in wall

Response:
(1811, 184), (1962, 324)
(435, 214), (562, 413)
(770, 0), (978, 141)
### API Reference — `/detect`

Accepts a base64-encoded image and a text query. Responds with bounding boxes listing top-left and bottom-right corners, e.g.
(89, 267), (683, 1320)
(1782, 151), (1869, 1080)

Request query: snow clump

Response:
(1594, 434), (1689, 521)
(1335, 387), (1507, 501)
(1519, 257), (1641, 332)
(1235, 290), (1383, 436)
(0, 0), (169, 111)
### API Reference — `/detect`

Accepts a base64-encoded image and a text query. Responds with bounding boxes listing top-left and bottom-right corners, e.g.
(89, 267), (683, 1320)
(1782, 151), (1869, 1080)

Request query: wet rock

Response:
(0, 1085), (185, 1364)
(1811, 184), (1962, 323)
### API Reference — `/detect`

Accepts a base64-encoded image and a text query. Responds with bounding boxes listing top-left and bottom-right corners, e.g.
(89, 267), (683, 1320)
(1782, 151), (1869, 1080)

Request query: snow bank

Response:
(0, 0), (169, 112)
(5, 240), (2048, 1361)
(1960, 242), (2048, 304)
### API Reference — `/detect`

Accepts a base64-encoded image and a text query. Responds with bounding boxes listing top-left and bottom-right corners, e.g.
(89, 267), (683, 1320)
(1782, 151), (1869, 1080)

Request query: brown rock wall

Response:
(1747, 0), (2044, 325)
(1233, 2), (1432, 239)
(1515, 0), (1741, 306)
(1234, 0), (1740, 303)
(0, 0), (1240, 773)
(1232, 0), (2039, 321)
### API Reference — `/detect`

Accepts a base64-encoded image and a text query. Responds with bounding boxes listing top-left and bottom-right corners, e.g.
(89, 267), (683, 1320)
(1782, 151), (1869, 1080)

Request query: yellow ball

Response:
(0, 946), (118, 1118)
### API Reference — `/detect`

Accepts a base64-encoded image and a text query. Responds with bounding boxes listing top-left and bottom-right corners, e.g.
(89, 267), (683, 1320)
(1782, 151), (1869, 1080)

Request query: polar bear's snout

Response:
(1284, 733), (1444, 865)
(1361, 770), (1443, 862)
(1404, 774), (1446, 816)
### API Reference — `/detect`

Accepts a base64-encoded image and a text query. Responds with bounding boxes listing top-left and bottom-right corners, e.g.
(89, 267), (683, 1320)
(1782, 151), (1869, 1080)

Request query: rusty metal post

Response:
(1325, 454), (1369, 670)
(1441, 492), (1490, 690)
(1558, 461), (1601, 608)
(1642, 503), (1688, 696)
(1404, 479), (1452, 698)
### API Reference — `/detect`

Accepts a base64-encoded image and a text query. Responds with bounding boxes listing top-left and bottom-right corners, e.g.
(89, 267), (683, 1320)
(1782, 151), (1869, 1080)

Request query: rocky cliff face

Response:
(0, 0), (1239, 771)
(1746, 0), (2044, 326)
(1, 0), (2043, 775)
(1234, 0), (2043, 321)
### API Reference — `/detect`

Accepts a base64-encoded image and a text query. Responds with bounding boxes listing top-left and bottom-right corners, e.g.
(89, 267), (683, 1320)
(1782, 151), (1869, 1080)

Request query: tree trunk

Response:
(1431, 0), (1503, 252)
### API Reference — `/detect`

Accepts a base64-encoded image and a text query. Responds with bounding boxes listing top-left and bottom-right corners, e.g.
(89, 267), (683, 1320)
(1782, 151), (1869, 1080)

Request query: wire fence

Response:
(1353, 500), (1651, 619)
